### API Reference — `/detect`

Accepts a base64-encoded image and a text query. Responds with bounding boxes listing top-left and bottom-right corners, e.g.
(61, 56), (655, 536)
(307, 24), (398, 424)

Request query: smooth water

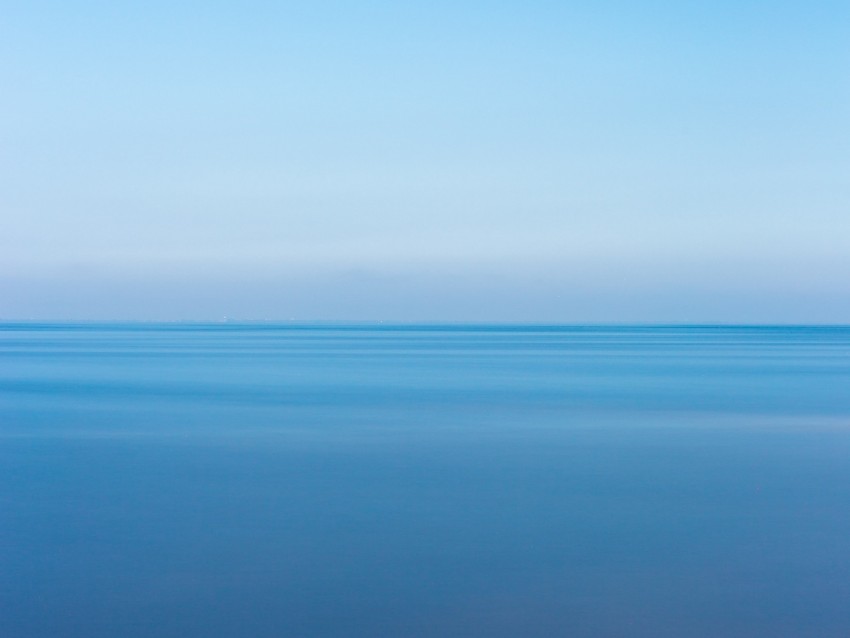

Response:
(2, 324), (850, 637)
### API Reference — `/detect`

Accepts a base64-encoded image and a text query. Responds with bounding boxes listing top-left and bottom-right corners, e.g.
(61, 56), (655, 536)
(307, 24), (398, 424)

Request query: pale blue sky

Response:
(2, 1), (848, 320)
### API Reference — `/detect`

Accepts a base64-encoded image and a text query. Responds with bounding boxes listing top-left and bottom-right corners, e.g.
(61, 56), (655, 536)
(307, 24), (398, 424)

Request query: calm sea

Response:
(2, 324), (850, 637)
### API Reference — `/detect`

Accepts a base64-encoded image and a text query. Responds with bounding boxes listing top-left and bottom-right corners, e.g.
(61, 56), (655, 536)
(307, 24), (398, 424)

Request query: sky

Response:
(1, 1), (848, 321)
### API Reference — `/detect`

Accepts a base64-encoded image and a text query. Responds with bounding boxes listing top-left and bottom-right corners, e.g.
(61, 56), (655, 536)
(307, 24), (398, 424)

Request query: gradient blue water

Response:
(2, 324), (850, 637)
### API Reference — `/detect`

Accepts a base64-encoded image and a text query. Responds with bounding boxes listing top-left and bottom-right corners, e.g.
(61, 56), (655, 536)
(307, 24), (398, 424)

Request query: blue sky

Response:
(2, 1), (848, 321)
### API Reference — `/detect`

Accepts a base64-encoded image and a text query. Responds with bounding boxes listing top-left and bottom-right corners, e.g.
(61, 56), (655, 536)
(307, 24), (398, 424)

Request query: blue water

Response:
(2, 324), (850, 637)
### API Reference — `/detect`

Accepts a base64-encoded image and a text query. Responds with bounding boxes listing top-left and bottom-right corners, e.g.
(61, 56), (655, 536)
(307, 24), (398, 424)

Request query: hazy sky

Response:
(2, 1), (848, 321)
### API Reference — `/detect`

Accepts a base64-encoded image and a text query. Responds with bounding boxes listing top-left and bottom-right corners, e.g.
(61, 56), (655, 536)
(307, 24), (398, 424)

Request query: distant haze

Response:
(2, 1), (848, 321)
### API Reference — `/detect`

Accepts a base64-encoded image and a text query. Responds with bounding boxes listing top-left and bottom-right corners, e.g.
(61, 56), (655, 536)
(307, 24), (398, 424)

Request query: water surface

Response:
(2, 324), (850, 637)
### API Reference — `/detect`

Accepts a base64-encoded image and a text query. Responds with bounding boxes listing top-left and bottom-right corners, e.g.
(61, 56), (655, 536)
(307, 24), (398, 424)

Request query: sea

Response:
(2, 323), (850, 637)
